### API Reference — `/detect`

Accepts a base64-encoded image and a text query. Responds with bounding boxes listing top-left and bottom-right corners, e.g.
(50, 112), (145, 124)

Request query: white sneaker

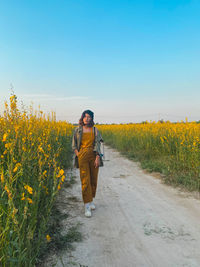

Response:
(85, 203), (92, 217)
(89, 201), (96, 210)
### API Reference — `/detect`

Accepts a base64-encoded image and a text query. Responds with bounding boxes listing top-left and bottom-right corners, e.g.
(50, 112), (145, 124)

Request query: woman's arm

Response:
(72, 128), (78, 153)
(94, 153), (100, 168)
(74, 149), (79, 157)
(93, 127), (103, 155)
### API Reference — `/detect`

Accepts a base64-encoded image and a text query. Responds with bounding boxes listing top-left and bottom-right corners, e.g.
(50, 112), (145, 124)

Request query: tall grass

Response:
(98, 122), (200, 191)
(0, 94), (73, 266)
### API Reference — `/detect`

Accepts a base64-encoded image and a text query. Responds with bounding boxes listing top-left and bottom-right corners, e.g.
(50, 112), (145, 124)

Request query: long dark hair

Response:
(79, 110), (95, 127)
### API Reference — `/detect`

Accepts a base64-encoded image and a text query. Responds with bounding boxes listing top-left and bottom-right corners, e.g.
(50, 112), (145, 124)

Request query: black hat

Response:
(82, 110), (94, 120)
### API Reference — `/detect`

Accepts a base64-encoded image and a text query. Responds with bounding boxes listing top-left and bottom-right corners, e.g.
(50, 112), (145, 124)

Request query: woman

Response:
(72, 110), (103, 217)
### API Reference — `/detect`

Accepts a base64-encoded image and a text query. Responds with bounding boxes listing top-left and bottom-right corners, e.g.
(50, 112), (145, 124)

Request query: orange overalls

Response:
(78, 127), (99, 204)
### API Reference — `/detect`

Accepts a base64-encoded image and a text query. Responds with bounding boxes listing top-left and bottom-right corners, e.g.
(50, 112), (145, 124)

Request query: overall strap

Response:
(93, 126), (98, 137)
(93, 127), (96, 146)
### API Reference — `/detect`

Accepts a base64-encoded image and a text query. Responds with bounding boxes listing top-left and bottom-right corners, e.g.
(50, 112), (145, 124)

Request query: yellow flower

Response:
(4, 185), (12, 199)
(46, 234), (51, 242)
(13, 163), (22, 173)
(5, 143), (12, 149)
(24, 185), (33, 194)
(27, 198), (33, 204)
(61, 175), (65, 182)
(13, 167), (17, 172)
(57, 169), (64, 178)
(2, 133), (7, 142)
(14, 125), (20, 132)
(21, 193), (25, 200)
(43, 170), (47, 177)
(38, 145), (44, 153)
(1, 172), (4, 183)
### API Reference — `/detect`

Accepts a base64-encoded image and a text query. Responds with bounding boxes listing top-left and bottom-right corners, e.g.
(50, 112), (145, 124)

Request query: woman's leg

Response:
(78, 153), (93, 204)
(89, 156), (99, 199)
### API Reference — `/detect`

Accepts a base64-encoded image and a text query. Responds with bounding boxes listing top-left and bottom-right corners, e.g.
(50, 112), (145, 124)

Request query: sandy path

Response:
(55, 145), (200, 267)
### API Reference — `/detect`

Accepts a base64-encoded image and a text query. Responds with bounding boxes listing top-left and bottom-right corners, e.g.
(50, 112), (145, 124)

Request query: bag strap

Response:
(102, 141), (105, 159)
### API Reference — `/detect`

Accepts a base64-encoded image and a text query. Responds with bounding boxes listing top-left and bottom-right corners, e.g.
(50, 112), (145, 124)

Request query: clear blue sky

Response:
(0, 0), (200, 123)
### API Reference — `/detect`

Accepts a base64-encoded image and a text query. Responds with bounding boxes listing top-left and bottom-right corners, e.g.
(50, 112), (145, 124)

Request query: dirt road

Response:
(52, 145), (200, 267)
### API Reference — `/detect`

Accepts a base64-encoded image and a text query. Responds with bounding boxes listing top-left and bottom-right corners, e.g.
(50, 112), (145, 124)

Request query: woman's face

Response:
(83, 113), (92, 126)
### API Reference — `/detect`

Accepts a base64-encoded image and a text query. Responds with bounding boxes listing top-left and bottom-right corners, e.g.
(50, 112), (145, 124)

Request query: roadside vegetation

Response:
(0, 94), (74, 266)
(98, 121), (200, 191)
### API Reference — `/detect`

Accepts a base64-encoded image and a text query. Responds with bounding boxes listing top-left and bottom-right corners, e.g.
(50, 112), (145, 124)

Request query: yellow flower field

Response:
(0, 95), (73, 266)
(98, 121), (200, 190)
(1, 94), (199, 266)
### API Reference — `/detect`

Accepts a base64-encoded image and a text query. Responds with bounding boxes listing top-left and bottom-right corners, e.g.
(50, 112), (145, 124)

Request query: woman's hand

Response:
(75, 149), (79, 157)
(94, 155), (100, 168)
